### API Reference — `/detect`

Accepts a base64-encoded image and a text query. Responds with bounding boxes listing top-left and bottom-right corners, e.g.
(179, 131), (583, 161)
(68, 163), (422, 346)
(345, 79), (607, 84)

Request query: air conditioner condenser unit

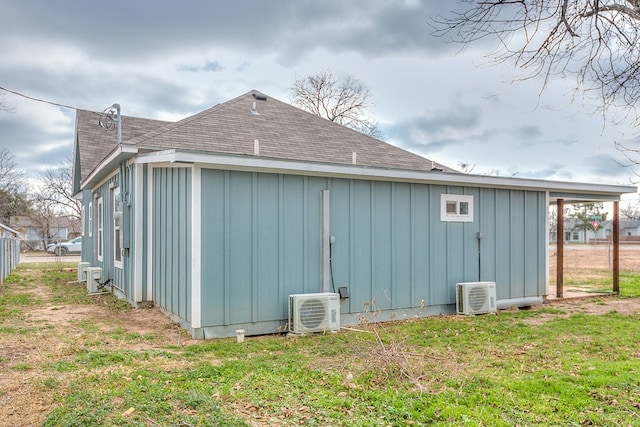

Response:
(85, 267), (104, 294)
(77, 262), (91, 282)
(456, 282), (497, 315)
(289, 293), (340, 334)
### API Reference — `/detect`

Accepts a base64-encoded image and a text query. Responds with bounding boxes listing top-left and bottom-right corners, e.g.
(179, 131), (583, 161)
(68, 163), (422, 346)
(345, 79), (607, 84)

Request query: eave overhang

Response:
(134, 149), (636, 202)
(80, 144), (139, 190)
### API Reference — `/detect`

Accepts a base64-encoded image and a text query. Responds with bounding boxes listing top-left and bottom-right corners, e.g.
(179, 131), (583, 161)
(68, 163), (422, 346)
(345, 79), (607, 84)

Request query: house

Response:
(9, 215), (81, 251)
(602, 220), (640, 238)
(72, 90), (636, 338)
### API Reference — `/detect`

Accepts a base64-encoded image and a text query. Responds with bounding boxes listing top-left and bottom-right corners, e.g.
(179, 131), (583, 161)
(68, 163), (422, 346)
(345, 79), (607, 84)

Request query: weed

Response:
(12, 363), (31, 371)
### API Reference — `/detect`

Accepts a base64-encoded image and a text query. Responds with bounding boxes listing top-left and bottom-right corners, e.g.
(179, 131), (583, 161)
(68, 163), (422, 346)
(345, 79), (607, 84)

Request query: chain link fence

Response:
(0, 237), (20, 282)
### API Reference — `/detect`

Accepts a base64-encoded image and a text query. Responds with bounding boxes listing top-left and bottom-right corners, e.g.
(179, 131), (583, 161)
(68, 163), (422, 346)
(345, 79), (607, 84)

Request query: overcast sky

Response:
(1, 0), (638, 201)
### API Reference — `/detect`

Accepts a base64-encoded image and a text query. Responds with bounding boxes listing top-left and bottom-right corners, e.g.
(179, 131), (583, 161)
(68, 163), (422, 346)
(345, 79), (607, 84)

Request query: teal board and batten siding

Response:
(151, 167), (192, 323)
(200, 170), (325, 336)
(197, 168), (547, 337)
(84, 175), (126, 292)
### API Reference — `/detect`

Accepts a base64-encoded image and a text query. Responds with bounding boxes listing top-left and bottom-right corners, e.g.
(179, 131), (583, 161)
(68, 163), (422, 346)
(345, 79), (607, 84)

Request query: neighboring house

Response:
(72, 90), (636, 338)
(561, 220), (640, 243)
(605, 220), (640, 238)
(551, 218), (615, 244)
(562, 218), (608, 243)
(9, 216), (81, 251)
(596, 220), (640, 241)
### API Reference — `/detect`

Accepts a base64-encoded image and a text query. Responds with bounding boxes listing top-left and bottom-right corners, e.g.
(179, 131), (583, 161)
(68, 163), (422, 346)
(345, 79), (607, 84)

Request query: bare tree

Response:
(27, 193), (61, 249)
(433, 1), (640, 121)
(0, 147), (29, 223)
(290, 70), (384, 139)
(621, 203), (640, 220)
(38, 157), (81, 220)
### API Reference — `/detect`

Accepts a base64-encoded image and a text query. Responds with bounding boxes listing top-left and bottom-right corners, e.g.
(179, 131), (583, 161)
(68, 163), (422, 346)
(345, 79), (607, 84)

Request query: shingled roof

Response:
(74, 90), (455, 190)
(73, 109), (171, 186)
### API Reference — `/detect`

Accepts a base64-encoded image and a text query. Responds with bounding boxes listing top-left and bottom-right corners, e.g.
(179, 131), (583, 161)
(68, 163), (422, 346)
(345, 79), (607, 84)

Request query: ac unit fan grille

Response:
(299, 299), (328, 329)
(468, 286), (489, 311)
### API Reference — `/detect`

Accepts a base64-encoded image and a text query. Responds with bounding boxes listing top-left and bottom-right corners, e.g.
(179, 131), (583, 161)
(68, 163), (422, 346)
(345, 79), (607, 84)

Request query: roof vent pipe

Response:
(252, 92), (267, 101)
(113, 103), (122, 145)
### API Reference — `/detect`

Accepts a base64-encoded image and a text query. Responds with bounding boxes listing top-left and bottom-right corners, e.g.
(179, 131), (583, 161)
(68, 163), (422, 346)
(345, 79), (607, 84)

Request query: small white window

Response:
(441, 194), (474, 222)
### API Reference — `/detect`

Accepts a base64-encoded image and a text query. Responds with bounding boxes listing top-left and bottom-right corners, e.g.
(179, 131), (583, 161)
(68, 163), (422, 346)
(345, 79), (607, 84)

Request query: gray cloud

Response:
(0, 0), (635, 187)
(584, 154), (636, 180)
(2, 1), (455, 65)
(386, 102), (482, 151)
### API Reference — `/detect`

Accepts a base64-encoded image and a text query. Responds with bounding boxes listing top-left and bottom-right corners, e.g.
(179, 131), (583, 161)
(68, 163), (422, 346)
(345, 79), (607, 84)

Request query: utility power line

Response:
(0, 85), (78, 110)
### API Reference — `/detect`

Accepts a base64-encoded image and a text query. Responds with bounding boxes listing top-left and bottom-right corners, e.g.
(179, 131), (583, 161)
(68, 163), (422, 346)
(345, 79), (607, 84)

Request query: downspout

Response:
(321, 190), (331, 293)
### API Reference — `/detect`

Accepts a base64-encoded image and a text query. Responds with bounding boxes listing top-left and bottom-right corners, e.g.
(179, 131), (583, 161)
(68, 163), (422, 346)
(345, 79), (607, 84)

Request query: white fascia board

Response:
(133, 150), (636, 198)
(80, 145), (139, 191)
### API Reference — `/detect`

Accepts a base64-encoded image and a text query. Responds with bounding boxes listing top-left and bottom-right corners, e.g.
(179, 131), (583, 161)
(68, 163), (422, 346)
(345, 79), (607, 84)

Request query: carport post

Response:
(613, 201), (620, 294)
(556, 199), (564, 298)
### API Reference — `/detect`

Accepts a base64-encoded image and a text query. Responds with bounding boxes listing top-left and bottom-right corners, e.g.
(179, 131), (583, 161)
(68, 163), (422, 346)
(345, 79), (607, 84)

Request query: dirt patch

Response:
(0, 274), (191, 427)
(547, 296), (640, 315)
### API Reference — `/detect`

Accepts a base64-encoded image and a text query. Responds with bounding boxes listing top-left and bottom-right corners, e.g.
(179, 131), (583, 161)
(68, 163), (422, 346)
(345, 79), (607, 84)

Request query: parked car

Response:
(47, 237), (82, 256)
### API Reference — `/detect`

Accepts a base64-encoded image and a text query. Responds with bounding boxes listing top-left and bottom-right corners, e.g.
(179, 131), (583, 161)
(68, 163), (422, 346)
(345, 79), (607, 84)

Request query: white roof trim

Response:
(133, 149), (636, 197)
(80, 144), (138, 190)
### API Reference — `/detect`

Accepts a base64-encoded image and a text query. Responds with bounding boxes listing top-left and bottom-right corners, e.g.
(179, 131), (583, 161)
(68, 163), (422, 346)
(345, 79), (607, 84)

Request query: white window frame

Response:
(88, 201), (93, 237)
(97, 197), (103, 261)
(440, 194), (474, 222)
(113, 187), (123, 269)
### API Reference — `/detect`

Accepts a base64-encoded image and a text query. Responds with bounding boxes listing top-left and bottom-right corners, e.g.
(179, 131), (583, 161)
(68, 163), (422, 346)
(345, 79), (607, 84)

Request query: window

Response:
(113, 187), (123, 268)
(88, 201), (93, 237)
(97, 197), (103, 261)
(440, 194), (474, 222)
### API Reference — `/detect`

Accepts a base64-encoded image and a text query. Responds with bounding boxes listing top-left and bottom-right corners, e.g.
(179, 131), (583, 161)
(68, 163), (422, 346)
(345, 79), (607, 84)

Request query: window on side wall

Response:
(88, 201), (93, 237)
(440, 194), (474, 222)
(113, 187), (123, 268)
(97, 197), (103, 261)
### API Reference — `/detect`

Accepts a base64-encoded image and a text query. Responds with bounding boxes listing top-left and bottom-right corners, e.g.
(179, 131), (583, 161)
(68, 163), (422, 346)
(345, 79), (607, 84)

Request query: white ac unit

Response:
(456, 282), (497, 315)
(85, 267), (103, 294)
(289, 293), (340, 334)
(77, 262), (91, 282)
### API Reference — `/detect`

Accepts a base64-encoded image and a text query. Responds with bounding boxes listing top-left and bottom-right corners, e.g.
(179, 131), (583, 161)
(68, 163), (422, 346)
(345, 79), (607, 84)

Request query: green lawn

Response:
(2, 266), (640, 426)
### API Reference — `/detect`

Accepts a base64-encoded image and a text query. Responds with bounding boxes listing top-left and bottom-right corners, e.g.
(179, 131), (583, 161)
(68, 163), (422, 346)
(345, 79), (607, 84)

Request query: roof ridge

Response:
(126, 91), (257, 146)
